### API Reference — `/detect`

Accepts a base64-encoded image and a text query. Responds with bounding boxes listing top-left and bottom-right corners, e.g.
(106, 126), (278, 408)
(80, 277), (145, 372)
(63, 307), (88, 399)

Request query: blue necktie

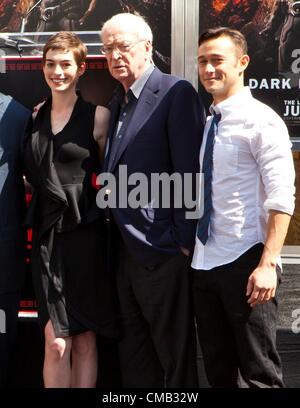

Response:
(197, 112), (221, 245)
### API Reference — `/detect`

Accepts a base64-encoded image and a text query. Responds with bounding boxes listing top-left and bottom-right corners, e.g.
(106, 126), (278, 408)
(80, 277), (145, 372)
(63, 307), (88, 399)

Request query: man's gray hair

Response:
(101, 13), (153, 43)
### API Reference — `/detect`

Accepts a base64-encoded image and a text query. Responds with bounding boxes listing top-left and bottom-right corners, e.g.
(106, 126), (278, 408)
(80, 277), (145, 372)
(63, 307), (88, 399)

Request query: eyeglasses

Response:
(101, 39), (146, 55)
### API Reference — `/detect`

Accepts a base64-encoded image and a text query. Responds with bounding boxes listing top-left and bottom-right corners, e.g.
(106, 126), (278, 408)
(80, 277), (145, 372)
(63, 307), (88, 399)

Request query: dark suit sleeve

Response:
(167, 80), (205, 250)
(20, 113), (32, 162)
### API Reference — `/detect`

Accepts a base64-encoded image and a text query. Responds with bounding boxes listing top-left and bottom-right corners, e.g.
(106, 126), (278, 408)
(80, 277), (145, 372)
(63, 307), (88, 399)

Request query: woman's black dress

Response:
(24, 95), (118, 339)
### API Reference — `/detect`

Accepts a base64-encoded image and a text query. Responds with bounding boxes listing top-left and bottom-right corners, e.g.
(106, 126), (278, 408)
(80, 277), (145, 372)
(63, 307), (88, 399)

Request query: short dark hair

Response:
(42, 31), (87, 66)
(198, 27), (248, 55)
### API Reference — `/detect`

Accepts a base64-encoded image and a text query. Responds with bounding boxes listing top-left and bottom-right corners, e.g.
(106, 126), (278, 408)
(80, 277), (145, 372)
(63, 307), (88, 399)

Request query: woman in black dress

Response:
(24, 32), (118, 387)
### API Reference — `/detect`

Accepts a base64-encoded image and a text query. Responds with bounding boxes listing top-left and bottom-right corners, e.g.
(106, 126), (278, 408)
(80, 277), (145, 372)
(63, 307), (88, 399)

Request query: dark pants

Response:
(0, 292), (19, 387)
(193, 243), (284, 388)
(116, 243), (198, 387)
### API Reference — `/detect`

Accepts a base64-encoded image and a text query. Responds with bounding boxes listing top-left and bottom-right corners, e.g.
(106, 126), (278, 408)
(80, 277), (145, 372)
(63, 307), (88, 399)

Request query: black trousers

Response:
(193, 243), (284, 388)
(0, 292), (20, 387)
(116, 243), (198, 387)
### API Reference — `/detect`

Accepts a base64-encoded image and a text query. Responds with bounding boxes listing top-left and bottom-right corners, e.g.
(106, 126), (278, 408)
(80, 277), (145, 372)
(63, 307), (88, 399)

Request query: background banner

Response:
(0, 0), (171, 69)
(199, 0), (300, 139)
(0, 0), (171, 107)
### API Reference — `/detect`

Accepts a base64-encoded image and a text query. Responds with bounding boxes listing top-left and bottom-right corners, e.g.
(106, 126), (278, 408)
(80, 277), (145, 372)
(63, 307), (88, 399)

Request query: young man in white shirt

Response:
(192, 27), (295, 388)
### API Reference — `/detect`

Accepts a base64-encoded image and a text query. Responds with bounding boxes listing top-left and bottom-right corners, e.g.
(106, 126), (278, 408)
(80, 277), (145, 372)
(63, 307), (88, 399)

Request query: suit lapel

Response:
(109, 68), (162, 173)
(0, 93), (12, 124)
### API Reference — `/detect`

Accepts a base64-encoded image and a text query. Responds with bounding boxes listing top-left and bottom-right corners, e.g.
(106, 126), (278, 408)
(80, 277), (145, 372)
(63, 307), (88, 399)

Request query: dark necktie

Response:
(197, 112), (221, 245)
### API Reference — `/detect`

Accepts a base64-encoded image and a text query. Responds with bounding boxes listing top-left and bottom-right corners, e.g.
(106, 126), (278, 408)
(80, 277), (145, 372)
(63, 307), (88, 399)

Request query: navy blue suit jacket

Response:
(0, 95), (31, 293)
(104, 68), (205, 267)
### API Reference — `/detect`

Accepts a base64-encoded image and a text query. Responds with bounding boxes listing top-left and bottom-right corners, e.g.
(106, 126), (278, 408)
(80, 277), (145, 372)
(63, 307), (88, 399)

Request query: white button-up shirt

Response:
(192, 87), (295, 270)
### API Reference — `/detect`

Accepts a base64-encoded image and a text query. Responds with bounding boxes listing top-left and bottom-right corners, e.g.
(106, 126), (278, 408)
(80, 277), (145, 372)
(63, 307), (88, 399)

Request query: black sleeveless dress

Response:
(24, 95), (119, 339)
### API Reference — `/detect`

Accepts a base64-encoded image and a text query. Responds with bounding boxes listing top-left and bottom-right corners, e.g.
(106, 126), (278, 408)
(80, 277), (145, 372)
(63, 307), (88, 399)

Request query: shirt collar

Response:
(114, 64), (155, 105)
(209, 87), (252, 117)
(130, 64), (155, 99)
(0, 92), (12, 123)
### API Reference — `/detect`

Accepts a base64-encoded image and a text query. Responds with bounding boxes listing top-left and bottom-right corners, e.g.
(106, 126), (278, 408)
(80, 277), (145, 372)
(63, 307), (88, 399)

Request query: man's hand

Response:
(246, 264), (277, 308)
(79, 14), (87, 25)
(180, 247), (190, 257)
(246, 211), (292, 308)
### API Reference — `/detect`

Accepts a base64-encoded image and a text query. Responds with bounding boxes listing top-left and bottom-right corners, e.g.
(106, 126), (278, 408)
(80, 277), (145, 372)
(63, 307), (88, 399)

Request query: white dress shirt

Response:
(192, 87), (295, 270)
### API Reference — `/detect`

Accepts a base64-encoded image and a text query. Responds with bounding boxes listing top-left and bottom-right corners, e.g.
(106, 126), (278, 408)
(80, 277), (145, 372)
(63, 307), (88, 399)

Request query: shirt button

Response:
(118, 134), (122, 139)
(123, 112), (127, 117)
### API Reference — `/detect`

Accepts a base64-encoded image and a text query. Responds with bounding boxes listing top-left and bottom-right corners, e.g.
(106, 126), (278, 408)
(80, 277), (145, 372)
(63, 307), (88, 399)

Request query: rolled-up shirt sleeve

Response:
(250, 112), (295, 216)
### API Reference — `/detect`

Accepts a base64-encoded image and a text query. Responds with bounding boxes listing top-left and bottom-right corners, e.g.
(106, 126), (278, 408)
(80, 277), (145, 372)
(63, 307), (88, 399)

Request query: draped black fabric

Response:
(23, 95), (119, 339)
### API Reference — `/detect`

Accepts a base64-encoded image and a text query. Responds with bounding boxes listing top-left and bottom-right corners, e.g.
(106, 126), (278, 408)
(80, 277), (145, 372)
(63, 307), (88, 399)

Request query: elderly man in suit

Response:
(100, 13), (205, 387)
(0, 92), (31, 387)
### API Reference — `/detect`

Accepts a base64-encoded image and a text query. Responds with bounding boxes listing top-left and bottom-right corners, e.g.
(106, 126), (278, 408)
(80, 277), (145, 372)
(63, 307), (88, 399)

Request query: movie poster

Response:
(199, 0), (300, 244)
(0, 0), (171, 67)
(0, 0), (171, 107)
(199, 0), (300, 138)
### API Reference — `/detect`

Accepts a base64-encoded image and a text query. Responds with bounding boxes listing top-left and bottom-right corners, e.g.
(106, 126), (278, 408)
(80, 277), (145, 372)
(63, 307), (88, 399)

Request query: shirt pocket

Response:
(213, 143), (239, 175)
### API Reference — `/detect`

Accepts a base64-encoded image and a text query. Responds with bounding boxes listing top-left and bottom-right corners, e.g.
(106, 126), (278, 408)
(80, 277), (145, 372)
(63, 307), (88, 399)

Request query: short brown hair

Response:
(42, 31), (87, 66)
(198, 27), (248, 56)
